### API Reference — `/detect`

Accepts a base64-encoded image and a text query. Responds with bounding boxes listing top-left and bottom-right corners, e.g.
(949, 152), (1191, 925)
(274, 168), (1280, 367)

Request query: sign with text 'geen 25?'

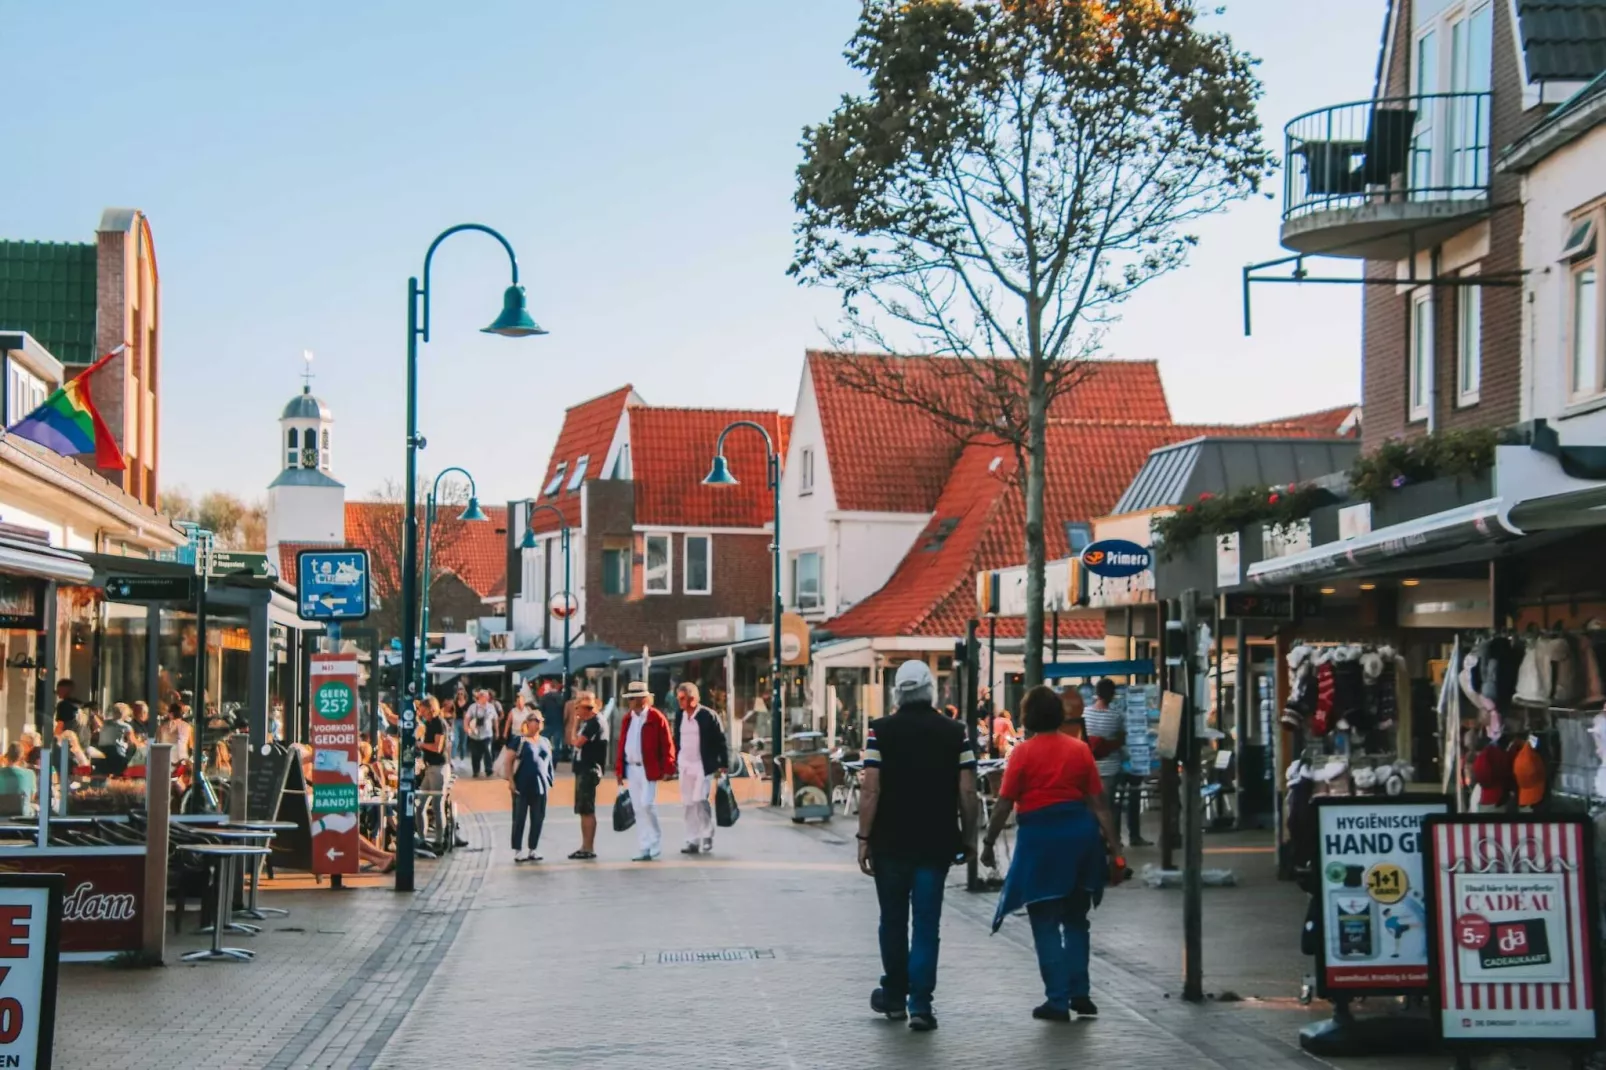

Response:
(1315, 796), (1450, 998)
(0, 874), (63, 1070)
(309, 655), (361, 876)
(1425, 814), (1600, 1045)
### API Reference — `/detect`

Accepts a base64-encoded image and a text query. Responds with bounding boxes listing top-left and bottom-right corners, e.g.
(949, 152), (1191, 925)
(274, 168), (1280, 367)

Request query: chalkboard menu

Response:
(247, 744), (293, 822)
(249, 744), (313, 871)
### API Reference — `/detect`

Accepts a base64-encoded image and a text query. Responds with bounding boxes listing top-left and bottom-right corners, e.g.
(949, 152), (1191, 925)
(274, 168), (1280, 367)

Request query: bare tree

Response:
(160, 487), (268, 549)
(357, 478), (476, 642)
(792, 0), (1270, 683)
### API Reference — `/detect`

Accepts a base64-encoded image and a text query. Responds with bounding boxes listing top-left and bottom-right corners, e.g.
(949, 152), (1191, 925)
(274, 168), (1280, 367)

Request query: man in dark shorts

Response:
(568, 690), (606, 860)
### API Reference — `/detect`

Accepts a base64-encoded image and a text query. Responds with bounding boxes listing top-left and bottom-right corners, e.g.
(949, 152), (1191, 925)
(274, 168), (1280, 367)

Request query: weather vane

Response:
(301, 349), (315, 392)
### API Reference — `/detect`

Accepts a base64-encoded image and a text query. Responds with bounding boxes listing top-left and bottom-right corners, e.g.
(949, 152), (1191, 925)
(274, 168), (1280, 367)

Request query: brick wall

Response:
(582, 480), (777, 653)
(1361, 0), (1537, 450)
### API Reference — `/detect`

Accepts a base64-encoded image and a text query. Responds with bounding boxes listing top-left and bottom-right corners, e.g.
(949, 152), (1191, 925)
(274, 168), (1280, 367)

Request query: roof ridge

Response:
(808, 348), (1161, 367)
(631, 405), (785, 417)
(562, 384), (638, 412)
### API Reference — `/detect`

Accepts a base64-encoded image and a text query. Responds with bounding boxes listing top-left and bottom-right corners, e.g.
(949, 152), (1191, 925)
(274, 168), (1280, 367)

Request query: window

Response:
(287, 428), (299, 450)
(799, 447), (815, 495)
(1568, 215), (1601, 401)
(610, 444), (630, 480)
(602, 546), (631, 596)
(321, 429), (330, 449)
(684, 534), (711, 594)
(543, 463), (567, 497)
(1065, 521), (1093, 554)
(1457, 271), (1481, 405)
(644, 534), (672, 594)
(566, 455), (589, 491)
(793, 551), (822, 610)
(1409, 290), (1434, 421)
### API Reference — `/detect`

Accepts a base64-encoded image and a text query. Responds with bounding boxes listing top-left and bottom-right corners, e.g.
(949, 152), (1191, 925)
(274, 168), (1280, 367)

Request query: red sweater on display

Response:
(616, 707), (675, 781)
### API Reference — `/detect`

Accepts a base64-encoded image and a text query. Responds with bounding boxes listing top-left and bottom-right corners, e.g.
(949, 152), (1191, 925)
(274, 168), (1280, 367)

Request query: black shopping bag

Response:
(715, 775), (740, 828)
(613, 788), (636, 833)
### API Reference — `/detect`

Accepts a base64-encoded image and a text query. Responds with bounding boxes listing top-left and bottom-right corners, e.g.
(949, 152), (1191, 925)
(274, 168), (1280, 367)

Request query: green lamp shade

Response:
(519, 527), (539, 550)
(702, 455), (740, 486)
(457, 497), (489, 523)
(482, 285), (548, 337)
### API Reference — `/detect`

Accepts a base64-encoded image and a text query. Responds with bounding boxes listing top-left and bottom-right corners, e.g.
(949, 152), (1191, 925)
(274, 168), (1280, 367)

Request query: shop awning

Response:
(0, 537), (92, 585)
(613, 637), (770, 673)
(426, 663), (506, 676)
(518, 643), (629, 681)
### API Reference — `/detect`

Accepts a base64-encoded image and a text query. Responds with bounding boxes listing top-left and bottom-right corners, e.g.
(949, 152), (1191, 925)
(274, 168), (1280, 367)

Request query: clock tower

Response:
(265, 358), (345, 558)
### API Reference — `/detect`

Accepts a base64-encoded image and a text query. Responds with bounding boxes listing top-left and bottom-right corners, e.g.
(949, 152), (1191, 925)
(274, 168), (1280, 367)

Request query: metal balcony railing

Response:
(1283, 91), (1491, 221)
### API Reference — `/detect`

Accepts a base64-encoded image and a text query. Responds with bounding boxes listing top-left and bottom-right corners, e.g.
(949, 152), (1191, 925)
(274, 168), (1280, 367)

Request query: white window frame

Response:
(1567, 211), (1604, 402)
(1456, 267), (1481, 406)
(683, 533), (712, 595)
(793, 551), (822, 611)
(799, 447), (815, 496)
(644, 533), (673, 595)
(543, 463), (567, 498)
(566, 455), (589, 492)
(1409, 288), (1434, 422)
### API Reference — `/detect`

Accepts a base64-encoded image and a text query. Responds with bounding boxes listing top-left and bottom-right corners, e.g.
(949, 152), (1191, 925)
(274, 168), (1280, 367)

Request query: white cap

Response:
(894, 660), (935, 701)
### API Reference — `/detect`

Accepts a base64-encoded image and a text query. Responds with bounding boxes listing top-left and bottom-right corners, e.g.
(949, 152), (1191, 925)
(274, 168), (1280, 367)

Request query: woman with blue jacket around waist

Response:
(980, 685), (1120, 1022)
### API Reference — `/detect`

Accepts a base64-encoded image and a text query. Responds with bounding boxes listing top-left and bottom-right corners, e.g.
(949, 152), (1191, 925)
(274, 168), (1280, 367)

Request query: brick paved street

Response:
(52, 775), (1588, 1069)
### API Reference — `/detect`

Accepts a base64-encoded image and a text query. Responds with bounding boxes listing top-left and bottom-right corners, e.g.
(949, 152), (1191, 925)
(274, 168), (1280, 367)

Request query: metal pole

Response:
(1050, 609), (1059, 683)
(417, 492), (435, 699)
(1214, 620), (1225, 827)
(192, 535), (211, 814)
(964, 617), (981, 891)
(769, 451), (783, 807)
(1234, 617), (1251, 829)
(1160, 599), (1177, 871)
(1181, 590), (1204, 1003)
(395, 277), (421, 893)
(561, 523), (572, 719)
(987, 615), (996, 752)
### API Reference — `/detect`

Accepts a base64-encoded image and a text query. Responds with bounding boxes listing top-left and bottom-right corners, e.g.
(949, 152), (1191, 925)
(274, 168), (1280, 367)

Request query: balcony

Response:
(1280, 92), (1491, 260)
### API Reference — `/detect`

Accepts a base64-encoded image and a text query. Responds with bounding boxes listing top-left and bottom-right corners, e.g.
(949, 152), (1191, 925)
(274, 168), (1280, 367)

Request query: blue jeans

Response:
(872, 855), (949, 1015)
(1026, 892), (1093, 1011)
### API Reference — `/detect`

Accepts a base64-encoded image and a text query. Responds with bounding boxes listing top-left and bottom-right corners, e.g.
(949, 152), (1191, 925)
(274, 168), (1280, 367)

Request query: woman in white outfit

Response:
(672, 682), (729, 855)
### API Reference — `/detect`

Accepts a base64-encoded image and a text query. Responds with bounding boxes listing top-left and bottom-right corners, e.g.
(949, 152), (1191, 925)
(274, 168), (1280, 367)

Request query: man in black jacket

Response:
(671, 682), (729, 855)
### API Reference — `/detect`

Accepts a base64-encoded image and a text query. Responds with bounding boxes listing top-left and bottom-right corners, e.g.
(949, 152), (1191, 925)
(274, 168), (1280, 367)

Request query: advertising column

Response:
(308, 655), (361, 877)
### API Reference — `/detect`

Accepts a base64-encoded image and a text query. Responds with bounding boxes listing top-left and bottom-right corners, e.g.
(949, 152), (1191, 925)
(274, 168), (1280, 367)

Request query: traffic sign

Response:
(296, 550), (370, 622)
(104, 575), (193, 601)
(208, 551), (273, 579)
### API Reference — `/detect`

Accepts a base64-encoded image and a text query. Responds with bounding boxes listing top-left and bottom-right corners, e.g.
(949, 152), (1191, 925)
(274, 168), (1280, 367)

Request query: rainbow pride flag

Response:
(6, 346), (125, 469)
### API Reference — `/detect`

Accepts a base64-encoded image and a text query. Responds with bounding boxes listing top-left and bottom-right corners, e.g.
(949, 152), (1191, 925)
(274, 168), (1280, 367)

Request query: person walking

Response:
(417, 696), (451, 842)
(671, 682), (729, 855)
(156, 702), (193, 764)
(502, 693), (533, 759)
(857, 661), (979, 1032)
(464, 689), (499, 777)
(451, 685), (470, 762)
(615, 681), (673, 862)
(567, 691), (606, 860)
(981, 686), (1119, 1022)
(1084, 678), (1149, 847)
(508, 712), (554, 862)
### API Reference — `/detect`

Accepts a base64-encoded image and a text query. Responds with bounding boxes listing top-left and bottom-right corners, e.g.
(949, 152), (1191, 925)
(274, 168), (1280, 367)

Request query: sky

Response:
(0, 0), (1385, 506)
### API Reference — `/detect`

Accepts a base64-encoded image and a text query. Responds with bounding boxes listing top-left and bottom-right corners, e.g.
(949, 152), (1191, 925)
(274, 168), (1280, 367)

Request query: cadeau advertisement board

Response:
(1313, 796), (1449, 998)
(1424, 814), (1599, 1046)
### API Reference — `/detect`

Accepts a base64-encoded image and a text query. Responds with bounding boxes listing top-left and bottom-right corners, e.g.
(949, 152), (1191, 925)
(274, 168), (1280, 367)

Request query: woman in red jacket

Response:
(616, 681), (675, 861)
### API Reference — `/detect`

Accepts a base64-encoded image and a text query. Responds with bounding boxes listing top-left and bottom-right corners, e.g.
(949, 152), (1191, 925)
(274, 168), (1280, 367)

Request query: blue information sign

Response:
(297, 550), (371, 621)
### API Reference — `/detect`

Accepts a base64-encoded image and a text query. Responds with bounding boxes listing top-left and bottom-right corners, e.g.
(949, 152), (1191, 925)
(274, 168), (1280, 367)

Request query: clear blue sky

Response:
(0, 0), (1384, 505)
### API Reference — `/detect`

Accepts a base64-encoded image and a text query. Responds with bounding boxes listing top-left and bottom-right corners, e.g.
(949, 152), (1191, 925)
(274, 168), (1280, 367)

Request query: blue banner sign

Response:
(1079, 539), (1151, 578)
(297, 550), (371, 621)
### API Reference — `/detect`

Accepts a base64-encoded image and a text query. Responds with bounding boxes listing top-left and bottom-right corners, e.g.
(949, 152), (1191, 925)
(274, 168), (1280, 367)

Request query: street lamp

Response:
(417, 466), (489, 696)
(520, 503), (572, 710)
(397, 224), (545, 893)
(703, 421), (783, 807)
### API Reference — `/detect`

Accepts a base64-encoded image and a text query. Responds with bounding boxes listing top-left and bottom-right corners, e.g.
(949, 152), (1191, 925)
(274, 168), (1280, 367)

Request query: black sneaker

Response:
(1129, 837), (1155, 847)
(908, 1012), (938, 1032)
(870, 987), (907, 1021)
(1032, 1002), (1071, 1022)
(1070, 997), (1099, 1017)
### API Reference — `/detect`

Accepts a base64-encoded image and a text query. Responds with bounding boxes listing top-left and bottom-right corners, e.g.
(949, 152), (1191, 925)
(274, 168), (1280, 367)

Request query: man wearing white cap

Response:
(856, 660), (979, 1032)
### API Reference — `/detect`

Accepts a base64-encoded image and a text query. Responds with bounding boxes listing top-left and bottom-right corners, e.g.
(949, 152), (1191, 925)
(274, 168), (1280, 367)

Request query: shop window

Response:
(1409, 290), (1433, 422)
(1566, 214), (1602, 401)
(793, 551), (822, 610)
(684, 534), (711, 595)
(1457, 270), (1480, 405)
(644, 533), (672, 594)
(602, 545), (631, 596)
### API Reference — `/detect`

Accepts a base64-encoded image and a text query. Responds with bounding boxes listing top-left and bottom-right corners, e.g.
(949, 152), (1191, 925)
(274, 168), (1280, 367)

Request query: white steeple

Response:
(266, 351), (345, 558)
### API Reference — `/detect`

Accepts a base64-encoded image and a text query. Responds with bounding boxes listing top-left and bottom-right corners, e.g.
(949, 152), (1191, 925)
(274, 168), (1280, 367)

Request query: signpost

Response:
(104, 575), (193, 602)
(207, 551), (273, 579)
(307, 655), (361, 880)
(0, 873), (62, 1070)
(296, 550), (371, 622)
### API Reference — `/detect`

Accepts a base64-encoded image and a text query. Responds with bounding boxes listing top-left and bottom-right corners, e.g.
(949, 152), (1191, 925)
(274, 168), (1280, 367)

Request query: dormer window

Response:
(566, 455), (589, 491)
(543, 463), (568, 497)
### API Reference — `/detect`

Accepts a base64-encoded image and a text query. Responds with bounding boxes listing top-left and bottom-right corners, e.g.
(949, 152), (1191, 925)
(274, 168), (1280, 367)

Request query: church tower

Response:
(266, 352), (345, 558)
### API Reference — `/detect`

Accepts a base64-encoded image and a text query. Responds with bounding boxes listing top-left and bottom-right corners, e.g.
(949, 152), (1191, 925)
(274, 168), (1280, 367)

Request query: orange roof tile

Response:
(275, 503), (508, 602)
(808, 351), (1173, 514)
(1250, 404), (1360, 438)
(629, 408), (790, 528)
(530, 386), (639, 533)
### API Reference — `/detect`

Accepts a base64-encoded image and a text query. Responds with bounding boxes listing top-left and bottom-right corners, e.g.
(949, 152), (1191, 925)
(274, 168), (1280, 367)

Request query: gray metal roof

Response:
(267, 466), (343, 489)
(1518, 0), (1606, 82)
(1112, 437), (1358, 515)
(281, 388), (331, 420)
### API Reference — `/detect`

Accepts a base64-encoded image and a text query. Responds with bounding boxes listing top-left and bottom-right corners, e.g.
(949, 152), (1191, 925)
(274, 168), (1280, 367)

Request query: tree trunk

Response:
(1024, 339), (1048, 688)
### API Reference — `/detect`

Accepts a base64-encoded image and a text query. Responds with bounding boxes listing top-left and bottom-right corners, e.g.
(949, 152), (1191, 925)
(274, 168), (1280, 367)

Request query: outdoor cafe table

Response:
(194, 830), (278, 933)
(237, 821), (298, 918)
(181, 844), (271, 963)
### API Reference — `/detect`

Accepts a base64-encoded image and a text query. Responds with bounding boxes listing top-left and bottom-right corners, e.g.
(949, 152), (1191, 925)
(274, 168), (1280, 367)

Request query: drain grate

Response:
(657, 947), (773, 965)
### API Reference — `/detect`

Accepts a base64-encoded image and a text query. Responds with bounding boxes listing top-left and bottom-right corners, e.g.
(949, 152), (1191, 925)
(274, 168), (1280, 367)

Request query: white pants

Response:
(626, 764), (661, 857)
(679, 762), (713, 846)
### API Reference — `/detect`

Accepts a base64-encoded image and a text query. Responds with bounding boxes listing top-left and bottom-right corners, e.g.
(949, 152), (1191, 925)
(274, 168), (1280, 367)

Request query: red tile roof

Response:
(629, 408), (791, 528)
(807, 351), (1173, 514)
(1251, 404), (1360, 438)
(275, 502), (508, 602)
(530, 386), (639, 533)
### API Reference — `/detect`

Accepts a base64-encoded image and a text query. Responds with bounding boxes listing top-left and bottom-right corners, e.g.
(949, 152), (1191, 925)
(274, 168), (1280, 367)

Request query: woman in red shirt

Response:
(980, 685), (1118, 1022)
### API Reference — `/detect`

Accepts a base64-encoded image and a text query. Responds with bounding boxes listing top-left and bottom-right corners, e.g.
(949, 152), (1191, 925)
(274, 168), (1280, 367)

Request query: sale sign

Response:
(1314, 796), (1449, 997)
(309, 655), (361, 876)
(0, 874), (62, 1070)
(1424, 815), (1599, 1045)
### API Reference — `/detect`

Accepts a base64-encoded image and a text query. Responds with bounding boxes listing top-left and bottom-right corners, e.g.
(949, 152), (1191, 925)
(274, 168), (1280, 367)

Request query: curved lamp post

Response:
(703, 421), (783, 807)
(520, 503), (572, 711)
(397, 224), (545, 892)
(417, 466), (489, 696)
